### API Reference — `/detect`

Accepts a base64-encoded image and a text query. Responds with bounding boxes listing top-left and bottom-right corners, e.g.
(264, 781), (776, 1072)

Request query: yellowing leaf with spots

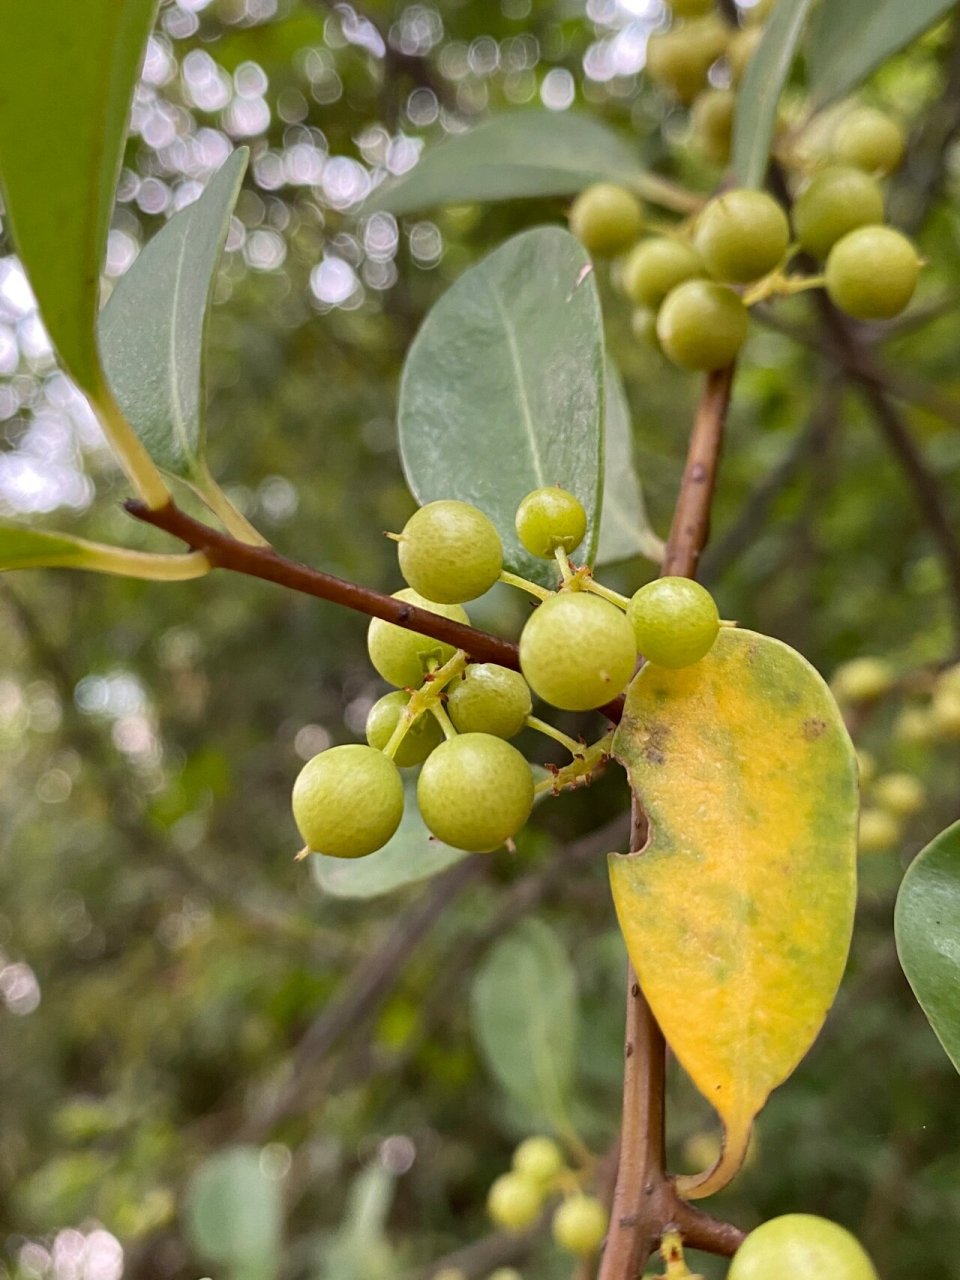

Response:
(609, 628), (857, 1199)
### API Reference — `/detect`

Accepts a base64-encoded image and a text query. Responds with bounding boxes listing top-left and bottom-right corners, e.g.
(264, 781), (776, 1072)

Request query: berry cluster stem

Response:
(499, 569), (553, 601)
(526, 715), (585, 758)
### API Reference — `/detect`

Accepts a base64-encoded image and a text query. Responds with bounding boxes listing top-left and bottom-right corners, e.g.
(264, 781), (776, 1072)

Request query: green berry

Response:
(569, 184), (644, 258)
(365, 690), (444, 767)
(825, 225), (920, 320)
(932, 688), (960, 738)
(858, 807), (901, 855)
(695, 189), (790, 283)
(727, 26), (762, 82)
(512, 1136), (565, 1185)
(742, 0), (774, 23)
(367, 589), (469, 689)
(830, 656), (895, 702)
(519, 592), (637, 712)
(792, 166), (885, 260)
(656, 280), (748, 371)
(895, 707), (936, 745)
(487, 1271), (523, 1280)
(691, 88), (735, 164)
(622, 237), (705, 310)
(417, 733), (534, 852)
(515, 486), (588, 558)
(831, 107), (905, 176)
(668, 0), (714, 14)
(292, 744), (404, 858)
(487, 1172), (543, 1232)
(872, 772), (926, 818)
(551, 1196), (608, 1257)
(446, 663), (532, 739)
(627, 577), (719, 668)
(630, 307), (662, 351)
(647, 18), (729, 104)
(397, 500), (503, 604)
(729, 1215), (878, 1280)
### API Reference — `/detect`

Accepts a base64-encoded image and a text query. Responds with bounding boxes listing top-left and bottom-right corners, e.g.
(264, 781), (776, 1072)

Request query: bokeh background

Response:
(1, 1), (960, 1277)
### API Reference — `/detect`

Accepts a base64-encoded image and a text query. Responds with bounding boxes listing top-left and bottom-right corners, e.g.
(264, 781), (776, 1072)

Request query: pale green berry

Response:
(668, 0), (714, 14)
(830, 656), (895, 703)
(396, 499), (503, 604)
(630, 307), (662, 351)
(872, 772), (925, 818)
(931, 688), (960, 738)
(367, 589), (470, 689)
(895, 706), (936, 745)
(621, 237), (705, 310)
(825, 225), (920, 320)
(691, 88), (735, 164)
(292, 744), (404, 858)
(569, 184), (644, 257)
(741, 0), (774, 23)
(695, 188), (790, 283)
(365, 690), (444, 767)
(729, 1215), (878, 1280)
(627, 577), (719, 668)
(446, 664), (532, 739)
(646, 18), (728, 103)
(792, 166), (885, 260)
(657, 280), (748, 371)
(519, 592), (637, 712)
(859, 807), (901, 855)
(515, 486), (588, 558)
(417, 734), (534, 852)
(831, 107), (905, 176)
(512, 1136), (565, 1185)
(487, 1271), (522, 1280)
(551, 1196), (608, 1257)
(486, 1172), (543, 1232)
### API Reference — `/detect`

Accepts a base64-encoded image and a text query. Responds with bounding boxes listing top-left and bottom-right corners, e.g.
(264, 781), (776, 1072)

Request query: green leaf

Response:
(732, 0), (815, 188)
(807, 0), (955, 105)
(470, 919), (578, 1128)
(185, 1146), (282, 1280)
(99, 150), (248, 482)
(398, 227), (605, 589)
(0, 0), (157, 396)
(595, 361), (663, 567)
(312, 777), (468, 899)
(0, 521), (209, 581)
(895, 820), (960, 1074)
(365, 111), (698, 216)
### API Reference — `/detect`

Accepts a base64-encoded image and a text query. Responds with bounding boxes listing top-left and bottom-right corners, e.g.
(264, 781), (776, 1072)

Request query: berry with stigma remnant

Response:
(792, 166), (885, 260)
(515, 486), (587, 558)
(292, 744), (404, 858)
(417, 733), (534, 852)
(396, 499), (503, 604)
(486, 1172), (543, 1232)
(627, 576), (719, 668)
(568, 183), (644, 258)
(446, 663), (532, 739)
(520, 592), (637, 712)
(552, 1196), (609, 1257)
(657, 280), (748, 371)
(367, 589), (469, 689)
(365, 690), (444, 767)
(512, 1136), (565, 1185)
(831, 107), (905, 176)
(694, 189), (790, 284)
(729, 1215), (879, 1280)
(622, 237), (705, 310)
(825, 225), (920, 321)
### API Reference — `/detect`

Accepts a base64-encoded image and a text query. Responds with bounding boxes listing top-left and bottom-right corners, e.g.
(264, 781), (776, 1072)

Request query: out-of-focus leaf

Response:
(470, 919), (578, 1127)
(596, 361), (663, 567)
(185, 1146), (281, 1280)
(365, 112), (698, 216)
(732, 0), (814, 188)
(399, 227), (604, 589)
(896, 820), (960, 1073)
(0, 522), (209, 580)
(100, 150), (248, 482)
(315, 1163), (397, 1280)
(610, 628), (858, 1198)
(807, 0), (955, 105)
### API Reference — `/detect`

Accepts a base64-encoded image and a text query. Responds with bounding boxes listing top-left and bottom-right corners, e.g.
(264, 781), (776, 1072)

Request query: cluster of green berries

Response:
(291, 489), (722, 863)
(486, 1136), (608, 1258)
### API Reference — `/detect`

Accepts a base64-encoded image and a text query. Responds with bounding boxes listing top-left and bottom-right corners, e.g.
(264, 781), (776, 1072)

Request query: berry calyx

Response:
(365, 690), (444, 767)
(519, 591), (637, 712)
(487, 1172), (543, 1232)
(792, 165), (885, 260)
(446, 663), (532, 739)
(694, 189), (790, 284)
(728, 1214), (879, 1280)
(627, 576), (719, 668)
(825, 225), (920, 320)
(622, 237), (705, 310)
(416, 733), (534, 852)
(568, 183), (644, 258)
(396, 499), (503, 604)
(512, 1136), (565, 1185)
(831, 107), (905, 176)
(551, 1195), (608, 1256)
(367, 589), (469, 689)
(656, 280), (748, 371)
(292, 744), (404, 858)
(515, 486), (588, 558)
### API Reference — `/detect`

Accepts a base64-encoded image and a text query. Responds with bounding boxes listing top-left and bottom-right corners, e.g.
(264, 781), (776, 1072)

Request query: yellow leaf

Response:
(609, 628), (858, 1198)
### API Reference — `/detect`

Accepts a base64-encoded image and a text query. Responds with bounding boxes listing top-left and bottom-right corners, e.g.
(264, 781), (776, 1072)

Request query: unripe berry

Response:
(657, 280), (748, 371)
(519, 592), (637, 712)
(792, 165), (885, 260)
(646, 19), (728, 104)
(741, 0), (774, 23)
(825, 225), (920, 320)
(367, 589), (470, 689)
(694, 189), (790, 283)
(487, 1172), (543, 1232)
(488, 1271), (523, 1280)
(895, 706), (936, 745)
(830, 656), (895, 703)
(691, 88), (735, 164)
(512, 1136), (565, 1185)
(515, 486), (588, 558)
(931, 688), (960, 738)
(872, 772), (926, 818)
(630, 307), (662, 351)
(365, 690), (444, 767)
(858, 807), (901, 854)
(552, 1196), (608, 1256)
(727, 25), (762, 82)
(668, 0), (714, 14)
(729, 1214), (879, 1280)
(396, 500), (503, 604)
(446, 663), (532, 739)
(622, 237), (705, 310)
(831, 107), (905, 176)
(292, 744), (404, 857)
(627, 576), (719, 668)
(417, 733), (534, 852)
(569, 184), (644, 257)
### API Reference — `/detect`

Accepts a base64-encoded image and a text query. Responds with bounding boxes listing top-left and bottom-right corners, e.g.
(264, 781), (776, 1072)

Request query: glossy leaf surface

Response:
(609, 628), (858, 1197)
(399, 227), (604, 588)
(895, 820), (960, 1073)
(595, 361), (663, 567)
